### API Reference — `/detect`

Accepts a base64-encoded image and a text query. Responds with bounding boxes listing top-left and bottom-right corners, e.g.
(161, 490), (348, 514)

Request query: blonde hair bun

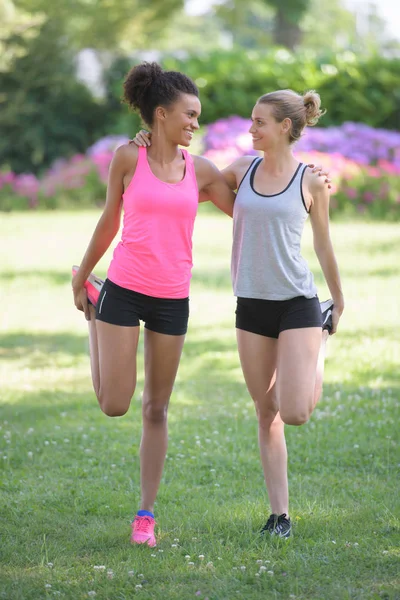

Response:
(303, 90), (325, 126)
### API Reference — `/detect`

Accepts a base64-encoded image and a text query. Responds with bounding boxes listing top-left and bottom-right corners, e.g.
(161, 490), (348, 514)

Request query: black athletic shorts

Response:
(235, 295), (322, 339)
(96, 279), (189, 336)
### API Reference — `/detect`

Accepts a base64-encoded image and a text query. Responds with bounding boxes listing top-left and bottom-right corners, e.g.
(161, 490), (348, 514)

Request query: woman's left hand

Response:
(129, 130), (152, 147)
(308, 164), (331, 189)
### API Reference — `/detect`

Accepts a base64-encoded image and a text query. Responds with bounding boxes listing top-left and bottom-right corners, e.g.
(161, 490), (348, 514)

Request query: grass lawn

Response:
(0, 209), (399, 600)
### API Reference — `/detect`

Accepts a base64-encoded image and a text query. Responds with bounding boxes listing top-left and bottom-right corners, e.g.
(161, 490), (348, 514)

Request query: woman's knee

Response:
(280, 407), (311, 426)
(142, 395), (169, 424)
(98, 388), (133, 417)
(255, 401), (280, 432)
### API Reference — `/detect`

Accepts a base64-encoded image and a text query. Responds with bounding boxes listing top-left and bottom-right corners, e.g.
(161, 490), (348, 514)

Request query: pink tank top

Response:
(107, 146), (199, 298)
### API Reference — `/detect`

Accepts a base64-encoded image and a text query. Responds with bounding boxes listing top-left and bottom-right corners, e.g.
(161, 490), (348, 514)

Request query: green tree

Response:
(0, 19), (107, 174)
(214, 0), (310, 50)
(11, 0), (184, 50)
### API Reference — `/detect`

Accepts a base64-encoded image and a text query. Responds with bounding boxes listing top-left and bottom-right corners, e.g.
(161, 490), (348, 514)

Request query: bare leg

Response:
(86, 305), (140, 416)
(313, 329), (329, 408)
(139, 330), (186, 514)
(88, 305), (100, 397)
(276, 327), (323, 426)
(236, 329), (289, 516)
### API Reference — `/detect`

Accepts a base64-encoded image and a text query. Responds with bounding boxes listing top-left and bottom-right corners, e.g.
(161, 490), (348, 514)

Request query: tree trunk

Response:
(273, 6), (302, 49)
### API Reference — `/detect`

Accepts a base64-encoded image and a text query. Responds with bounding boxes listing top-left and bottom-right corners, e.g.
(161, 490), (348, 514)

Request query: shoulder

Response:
(192, 154), (219, 175)
(114, 142), (139, 160)
(231, 155), (259, 170)
(106, 143), (139, 179)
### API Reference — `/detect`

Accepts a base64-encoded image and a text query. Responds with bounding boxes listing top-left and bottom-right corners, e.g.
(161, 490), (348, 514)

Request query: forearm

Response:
(73, 215), (120, 287)
(315, 244), (344, 310)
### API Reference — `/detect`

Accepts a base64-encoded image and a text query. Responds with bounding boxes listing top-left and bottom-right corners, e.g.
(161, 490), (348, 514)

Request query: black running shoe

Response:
(260, 513), (292, 538)
(320, 299), (334, 333)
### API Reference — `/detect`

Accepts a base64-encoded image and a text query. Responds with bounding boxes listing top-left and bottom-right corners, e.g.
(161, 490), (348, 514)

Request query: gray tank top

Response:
(231, 158), (317, 300)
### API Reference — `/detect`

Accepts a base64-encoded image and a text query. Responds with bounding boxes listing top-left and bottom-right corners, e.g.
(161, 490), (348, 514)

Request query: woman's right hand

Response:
(130, 130), (152, 147)
(72, 282), (91, 321)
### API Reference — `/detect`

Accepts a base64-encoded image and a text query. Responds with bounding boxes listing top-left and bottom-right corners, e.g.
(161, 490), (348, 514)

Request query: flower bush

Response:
(0, 136), (128, 212)
(1, 124), (399, 219)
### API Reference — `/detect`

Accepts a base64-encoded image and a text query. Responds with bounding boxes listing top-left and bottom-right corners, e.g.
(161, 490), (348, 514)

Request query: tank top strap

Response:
(237, 156), (262, 192)
(181, 149), (195, 176)
(181, 149), (198, 194)
(137, 145), (148, 171)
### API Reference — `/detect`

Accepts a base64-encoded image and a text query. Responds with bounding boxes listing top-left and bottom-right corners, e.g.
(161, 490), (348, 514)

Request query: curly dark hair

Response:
(123, 62), (199, 127)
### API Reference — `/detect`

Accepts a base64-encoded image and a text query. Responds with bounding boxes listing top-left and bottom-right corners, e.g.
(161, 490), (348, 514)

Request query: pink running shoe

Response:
(130, 515), (157, 547)
(72, 265), (104, 307)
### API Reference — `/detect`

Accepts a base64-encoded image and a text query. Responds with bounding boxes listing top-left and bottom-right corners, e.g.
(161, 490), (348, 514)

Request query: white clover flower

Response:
(198, 555), (204, 560)
(240, 565), (246, 571)
(44, 441), (50, 446)
(188, 562), (195, 566)
(256, 560), (263, 565)
(267, 571), (274, 575)
(174, 538), (179, 542)
(45, 584), (52, 589)
(259, 566), (267, 572)
(88, 592), (96, 598)
(128, 570), (135, 576)
(138, 574), (144, 578)
(171, 544), (177, 548)
(47, 562), (53, 568)
(135, 584), (142, 589)
(93, 566), (105, 571)
(27, 451), (33, 458)
(185, 555), (191, 559)
(106, 569), (114, 579)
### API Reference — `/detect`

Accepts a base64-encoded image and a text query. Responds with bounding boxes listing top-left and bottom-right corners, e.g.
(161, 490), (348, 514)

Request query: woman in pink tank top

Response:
(72, 62), (235, 547)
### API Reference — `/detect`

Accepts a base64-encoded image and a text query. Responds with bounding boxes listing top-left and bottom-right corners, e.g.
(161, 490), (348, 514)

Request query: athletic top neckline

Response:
(250, 159), (303, 198)
(143, 147), (188, 186)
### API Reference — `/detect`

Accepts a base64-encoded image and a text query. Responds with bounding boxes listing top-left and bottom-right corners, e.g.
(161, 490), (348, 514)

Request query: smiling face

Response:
(249, 102), (291, 151)
(157, 93), (201, 147)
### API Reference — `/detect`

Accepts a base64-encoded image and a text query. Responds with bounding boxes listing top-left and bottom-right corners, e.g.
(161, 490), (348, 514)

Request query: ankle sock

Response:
(137, 509), (154, 518)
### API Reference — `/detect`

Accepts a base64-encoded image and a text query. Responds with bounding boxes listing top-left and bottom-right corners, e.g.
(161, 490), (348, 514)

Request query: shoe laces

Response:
(134, 516), (154, 532)
(262, 513), (278, 532)
(262, 513), (290, 533)
(275, 513), (290, 533)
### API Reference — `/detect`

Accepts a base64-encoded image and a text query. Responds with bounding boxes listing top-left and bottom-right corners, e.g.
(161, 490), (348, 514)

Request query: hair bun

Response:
(303, 90), (325, 126)
(123, 62), (164, 112)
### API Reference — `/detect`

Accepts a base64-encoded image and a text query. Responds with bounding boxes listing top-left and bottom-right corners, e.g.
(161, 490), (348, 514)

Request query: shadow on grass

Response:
(0, 332), (87, 362)
(0, 269), (72, 285)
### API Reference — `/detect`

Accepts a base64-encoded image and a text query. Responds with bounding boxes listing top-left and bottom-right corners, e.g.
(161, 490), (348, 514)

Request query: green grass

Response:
(0, 209), (399, 600)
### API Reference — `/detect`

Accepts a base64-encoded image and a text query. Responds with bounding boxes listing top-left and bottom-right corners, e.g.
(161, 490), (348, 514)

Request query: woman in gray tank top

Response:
(132, 88), (341, 540)
(221, 89), (344, 538)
